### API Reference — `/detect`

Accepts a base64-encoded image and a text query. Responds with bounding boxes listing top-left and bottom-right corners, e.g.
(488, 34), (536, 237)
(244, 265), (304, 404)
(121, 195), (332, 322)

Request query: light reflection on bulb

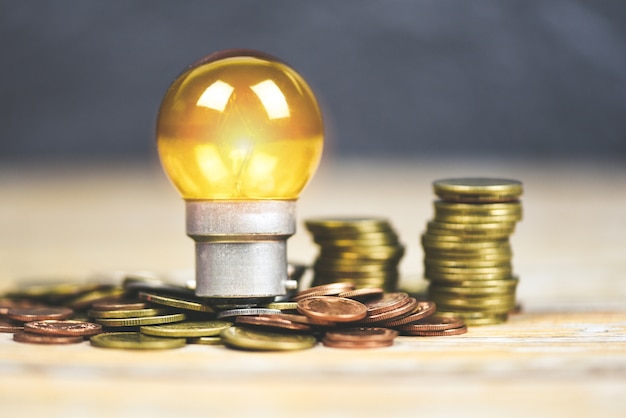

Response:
(156, 49), (324, 302)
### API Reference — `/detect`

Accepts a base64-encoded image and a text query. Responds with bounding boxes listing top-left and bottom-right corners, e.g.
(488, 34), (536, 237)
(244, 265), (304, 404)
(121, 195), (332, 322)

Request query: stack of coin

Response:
(304, 217), (404, 291)
(422, 178), (523, 325)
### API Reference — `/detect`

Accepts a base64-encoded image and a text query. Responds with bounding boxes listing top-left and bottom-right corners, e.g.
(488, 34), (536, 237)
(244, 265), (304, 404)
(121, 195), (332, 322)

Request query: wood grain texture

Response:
(1, 159), (625, 417)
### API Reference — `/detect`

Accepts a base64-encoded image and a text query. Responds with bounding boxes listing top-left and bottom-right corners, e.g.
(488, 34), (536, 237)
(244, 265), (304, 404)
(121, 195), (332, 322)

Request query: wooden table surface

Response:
(1, 158), (625, 417)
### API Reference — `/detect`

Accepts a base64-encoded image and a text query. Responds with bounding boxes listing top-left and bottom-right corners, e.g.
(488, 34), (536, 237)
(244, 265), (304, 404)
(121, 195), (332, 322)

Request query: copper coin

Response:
(337, 288), (384, 301)
(13, 331), (84, 345)
(322, 338), (394, 349)
(293, 282), (355, 301)
(0, 299), (43, 315)
(91, 299), (149, 311)
(236, 315), (313, 332)
(377, 300), (437, 327)
(363, 292), (409, 315)
(6, 306), (74, 322)
(359, 297), (418, 324)
(399, 324), (468, 336)
(24, 320), (103, 337)
(396, 316), (465, 333)
(0, 318), (24, 333)
(297, 296), (367, 323)
(324, 327), (398, 343)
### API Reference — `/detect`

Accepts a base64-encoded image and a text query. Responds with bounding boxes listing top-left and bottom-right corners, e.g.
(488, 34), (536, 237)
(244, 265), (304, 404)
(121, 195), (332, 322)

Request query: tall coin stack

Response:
(305, 218), (404, 291)
(421, 178), (523, 325)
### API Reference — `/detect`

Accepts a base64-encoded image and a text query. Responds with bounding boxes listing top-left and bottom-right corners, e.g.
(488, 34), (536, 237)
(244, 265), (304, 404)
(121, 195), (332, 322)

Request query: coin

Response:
(5, 281), (103, 301)
(435, 213), (521, 224)
(94, 312), (186, 327)
(24, 320), (102, 337)
(91, 299), (149, 311)
(236, 315), (313, 332)
(376, 300), (437, 327)
(437, 311), (509, 326)
(90, 332), (186, 350)
(297, 296), (367, 323)
(187, 336), (222, 345)
(305, 217), (393, 233)
(399, 325), (468, 337)
(7, 306), (74, 322)
(0, 318), (24, 333)
(337, 287), (384, 301)
(293, 282), (355, 301)
(220, 326), (317, 351)
(0, 298), (43, 315)
(363, 292), (409, 315)
(323, 327), (398, 346)
(138, 292), (215, 313)
(424, 258), (511, 269)
(13, 331), (84, 345)
(433, 178), (523, 202)
(88, 307), (171, 319)
(434, 200), (522, 215)
(261, 301), (299, 311)
(321, 339), (394, 349)
(358, 297), (418, 324)
(140, 320), (232, 338)
(216, 308), (282, 319)
(395, 315), (465, 333)
(65, 287), (126, 310)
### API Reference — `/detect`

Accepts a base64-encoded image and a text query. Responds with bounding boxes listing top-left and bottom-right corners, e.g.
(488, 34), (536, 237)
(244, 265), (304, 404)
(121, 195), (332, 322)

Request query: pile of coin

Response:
(1, 277), (467, 351)
(421, 178), (523, 325)
(304, 218), (404, 291)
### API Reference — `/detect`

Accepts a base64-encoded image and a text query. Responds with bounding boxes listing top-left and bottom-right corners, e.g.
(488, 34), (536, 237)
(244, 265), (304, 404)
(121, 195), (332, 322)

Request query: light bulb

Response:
(156, 49), (324, 304)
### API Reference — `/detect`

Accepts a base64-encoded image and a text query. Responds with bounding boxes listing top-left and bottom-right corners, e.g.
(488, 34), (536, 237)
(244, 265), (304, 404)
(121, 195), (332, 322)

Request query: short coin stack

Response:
(421, 178), (523, 325)
(304, 218), (405, 291)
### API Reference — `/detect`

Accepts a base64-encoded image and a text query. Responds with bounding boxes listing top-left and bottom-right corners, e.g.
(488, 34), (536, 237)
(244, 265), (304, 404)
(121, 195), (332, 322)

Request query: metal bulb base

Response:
(186, 200), (296, 301)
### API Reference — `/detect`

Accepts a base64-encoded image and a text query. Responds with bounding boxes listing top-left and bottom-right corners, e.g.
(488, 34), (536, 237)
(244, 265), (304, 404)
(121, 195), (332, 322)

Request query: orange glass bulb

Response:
(157, 49), (324, 200)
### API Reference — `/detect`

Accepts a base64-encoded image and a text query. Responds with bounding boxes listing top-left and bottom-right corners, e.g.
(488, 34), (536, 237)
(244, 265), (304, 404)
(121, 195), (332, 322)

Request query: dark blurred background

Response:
(1, 0), (625, 162)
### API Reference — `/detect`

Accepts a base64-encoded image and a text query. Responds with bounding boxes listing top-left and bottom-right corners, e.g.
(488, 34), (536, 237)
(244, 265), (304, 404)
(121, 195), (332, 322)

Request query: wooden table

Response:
(1, 158), (625, 417)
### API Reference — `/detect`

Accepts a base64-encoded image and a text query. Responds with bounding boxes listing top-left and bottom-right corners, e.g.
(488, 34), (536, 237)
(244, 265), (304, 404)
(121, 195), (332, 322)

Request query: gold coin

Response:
(315, 257), (398, 268)
(94, 313), (186, 327)
(428, 284), (516, 297)
(314, 236), (400, 247)
(65, 287), (126, 310)
(90, 332), (186, 350)
(314, 261), (397, 274)
(434, 213), (522, 224)
(6, 281), (104, 300)
(305, 217), (392, 233)
(424, 258), (512, 269)
(138, 292), (214, 313)
(422, 235), (510, 247)
(425, 264), (512, 275)
(432, 297), (516, 311)
(433, 178), (523, 202)
(425, 270), (513, 281)
(437, 311), (509, 326)
(88, 307), (171, 319)
(427, 223), (515, 239)
(423, 249), (512, 262)
(262, 301), (299, 311)
(140, 320), (232, 338)
(187, 336), (223, 345)
(429, 277), (519, 288)
(434, 200), (522, 216)
(220, 326), (317, 351)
